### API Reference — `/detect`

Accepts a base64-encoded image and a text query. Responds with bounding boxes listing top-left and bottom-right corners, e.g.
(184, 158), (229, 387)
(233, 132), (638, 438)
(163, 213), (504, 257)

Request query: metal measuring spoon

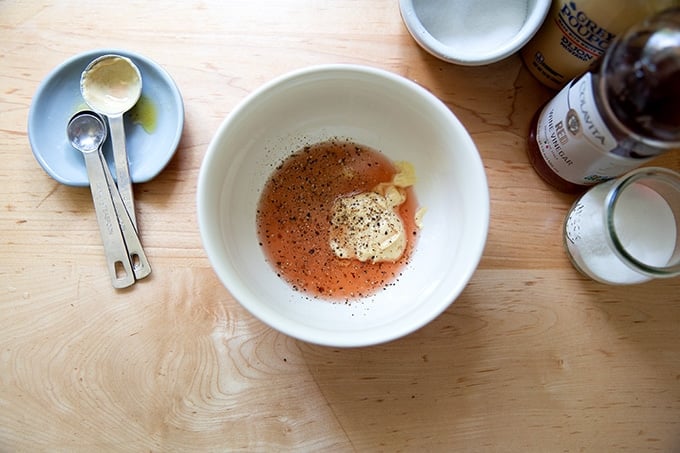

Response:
(67, 111), (150, 287)
(99, 138), (151, 282)
(80, 54), (142, 230)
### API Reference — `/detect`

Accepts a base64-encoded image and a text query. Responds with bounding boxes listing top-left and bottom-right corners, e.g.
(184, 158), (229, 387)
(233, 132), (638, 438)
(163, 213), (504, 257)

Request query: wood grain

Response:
(2, 1), (679, 451)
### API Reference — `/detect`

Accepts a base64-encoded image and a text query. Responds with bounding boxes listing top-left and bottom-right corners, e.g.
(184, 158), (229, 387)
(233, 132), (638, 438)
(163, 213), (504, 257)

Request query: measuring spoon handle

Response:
(83, 152), (135, 289)
(108, 114), (137, 230)
(100, 150), (151, 280)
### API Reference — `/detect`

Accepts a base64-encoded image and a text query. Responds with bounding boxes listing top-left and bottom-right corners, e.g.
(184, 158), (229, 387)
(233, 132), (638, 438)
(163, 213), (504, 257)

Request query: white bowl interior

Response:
(198, 65), (488, 347)
(399, 0), (551, 65)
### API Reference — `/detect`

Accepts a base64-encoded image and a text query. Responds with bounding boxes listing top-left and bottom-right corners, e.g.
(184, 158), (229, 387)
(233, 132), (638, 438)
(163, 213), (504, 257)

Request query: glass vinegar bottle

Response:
(527, 8), (680, 192)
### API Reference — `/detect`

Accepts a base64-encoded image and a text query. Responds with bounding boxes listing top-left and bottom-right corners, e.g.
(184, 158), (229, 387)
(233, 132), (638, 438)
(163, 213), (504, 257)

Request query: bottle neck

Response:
(595, 72), (680, 157)
(594, 10), (680, 152)
(588, 69), (676, 158)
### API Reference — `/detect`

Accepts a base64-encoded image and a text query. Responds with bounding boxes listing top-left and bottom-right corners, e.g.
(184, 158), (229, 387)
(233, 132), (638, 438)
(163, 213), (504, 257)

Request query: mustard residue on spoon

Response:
(80, 55), (142, 116)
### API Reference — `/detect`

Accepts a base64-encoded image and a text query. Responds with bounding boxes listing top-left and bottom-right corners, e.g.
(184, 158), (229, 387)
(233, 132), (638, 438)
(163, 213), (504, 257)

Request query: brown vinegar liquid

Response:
(603, 29), (680, 147)
(527, 104), (586, 193)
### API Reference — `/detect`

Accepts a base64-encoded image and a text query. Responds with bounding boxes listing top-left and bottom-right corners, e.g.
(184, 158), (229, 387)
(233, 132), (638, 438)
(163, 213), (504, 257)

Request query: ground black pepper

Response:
(256, 139), (419, 302)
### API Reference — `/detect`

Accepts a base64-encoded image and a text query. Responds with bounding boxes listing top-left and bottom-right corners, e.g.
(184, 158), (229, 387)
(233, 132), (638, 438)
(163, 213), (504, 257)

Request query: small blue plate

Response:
(28, 49), (184, 187)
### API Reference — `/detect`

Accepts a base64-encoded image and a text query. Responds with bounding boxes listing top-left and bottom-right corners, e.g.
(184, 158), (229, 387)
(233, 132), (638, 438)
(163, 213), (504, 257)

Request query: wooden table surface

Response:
(2, 1), (679, 451)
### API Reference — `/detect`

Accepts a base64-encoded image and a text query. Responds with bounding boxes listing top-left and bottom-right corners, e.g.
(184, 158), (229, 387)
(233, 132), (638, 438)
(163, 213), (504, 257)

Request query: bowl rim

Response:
(197, 63), (489, 347)
(398, 0), (551, 66)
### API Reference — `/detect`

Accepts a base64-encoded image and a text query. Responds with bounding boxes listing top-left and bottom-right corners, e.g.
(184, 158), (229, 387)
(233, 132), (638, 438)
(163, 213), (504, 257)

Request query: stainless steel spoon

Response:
(67, 111), (150, 287)
(100, 138), (151, 282)
(80, 54), (142, 230)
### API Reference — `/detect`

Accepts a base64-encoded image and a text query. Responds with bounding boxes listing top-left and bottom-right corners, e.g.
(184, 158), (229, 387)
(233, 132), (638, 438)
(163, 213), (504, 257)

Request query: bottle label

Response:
(521, 2), (623, 89)
(557, 2), (615, 63)
(535, 73), (650, 185)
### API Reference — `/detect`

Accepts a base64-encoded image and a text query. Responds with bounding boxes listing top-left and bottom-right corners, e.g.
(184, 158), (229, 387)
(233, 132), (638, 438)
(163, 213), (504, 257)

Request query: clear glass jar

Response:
(564, 167), (680, 284)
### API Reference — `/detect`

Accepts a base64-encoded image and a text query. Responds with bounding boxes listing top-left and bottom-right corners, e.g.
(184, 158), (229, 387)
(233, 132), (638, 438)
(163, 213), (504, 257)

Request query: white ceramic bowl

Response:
(197, 64), (489, 347)
(399, 0), (551, 66)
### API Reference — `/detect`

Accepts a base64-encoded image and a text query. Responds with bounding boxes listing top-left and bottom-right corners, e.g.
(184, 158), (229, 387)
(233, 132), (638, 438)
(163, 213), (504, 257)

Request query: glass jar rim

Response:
(604, 167), (680, 277)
